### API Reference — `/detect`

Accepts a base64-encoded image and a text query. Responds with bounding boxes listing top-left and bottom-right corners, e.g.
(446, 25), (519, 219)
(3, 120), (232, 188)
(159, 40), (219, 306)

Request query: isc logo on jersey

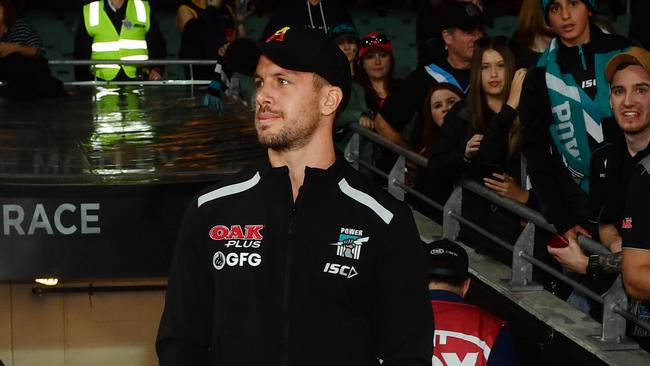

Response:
(213, 251), (261, 270)
(209, 224), (263, 248)
(323, 262), (358, 278)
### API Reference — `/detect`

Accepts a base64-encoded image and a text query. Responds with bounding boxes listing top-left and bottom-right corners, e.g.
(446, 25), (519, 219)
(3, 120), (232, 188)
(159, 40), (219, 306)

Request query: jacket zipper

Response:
(281, 197), (298, 366)
(578, 45), (587, 71)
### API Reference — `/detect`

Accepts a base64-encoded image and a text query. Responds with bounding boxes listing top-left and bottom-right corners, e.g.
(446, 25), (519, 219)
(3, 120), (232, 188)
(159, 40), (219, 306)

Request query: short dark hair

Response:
(428, 274), (467, 288)
(0, 0), (17, 28)
(427, 257), (469, 288)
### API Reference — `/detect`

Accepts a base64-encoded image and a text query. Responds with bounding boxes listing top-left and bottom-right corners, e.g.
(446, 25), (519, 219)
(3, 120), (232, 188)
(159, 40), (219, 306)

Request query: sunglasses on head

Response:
(362, 34), (389, 47)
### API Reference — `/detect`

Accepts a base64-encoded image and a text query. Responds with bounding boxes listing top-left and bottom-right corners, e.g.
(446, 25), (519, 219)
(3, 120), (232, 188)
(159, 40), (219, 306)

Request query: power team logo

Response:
(330, 227), (369, 260)
(209, 224), (264, 248)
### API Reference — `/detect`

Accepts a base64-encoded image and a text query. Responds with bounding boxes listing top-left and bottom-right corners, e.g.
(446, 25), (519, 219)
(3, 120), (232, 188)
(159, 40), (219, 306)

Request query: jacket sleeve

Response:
(372, 204), (433, 366)
(156, 198), (214, 366)
(486, 326), (518, 366)
(335, 83), (369, 130)
(478, 104), (518, 172)
(379, 68), (430, 132)
(426, 105), (470, 185)
(519, 68), (582, 233)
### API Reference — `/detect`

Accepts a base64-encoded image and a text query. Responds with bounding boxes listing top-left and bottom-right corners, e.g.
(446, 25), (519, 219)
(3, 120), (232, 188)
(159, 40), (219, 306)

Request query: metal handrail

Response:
(349, 123), (609, 255)
(345, 122), (650, 343)
(48, 59), (219, 66)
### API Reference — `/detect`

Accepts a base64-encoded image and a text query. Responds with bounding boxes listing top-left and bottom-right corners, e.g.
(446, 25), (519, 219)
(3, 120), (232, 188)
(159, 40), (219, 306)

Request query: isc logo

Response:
(213, 251), (262, 270)
(323, 262), (358, 278)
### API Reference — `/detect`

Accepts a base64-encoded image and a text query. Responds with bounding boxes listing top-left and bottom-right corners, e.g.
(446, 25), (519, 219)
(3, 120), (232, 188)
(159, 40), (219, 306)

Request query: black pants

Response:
(0, 54), (64, 99)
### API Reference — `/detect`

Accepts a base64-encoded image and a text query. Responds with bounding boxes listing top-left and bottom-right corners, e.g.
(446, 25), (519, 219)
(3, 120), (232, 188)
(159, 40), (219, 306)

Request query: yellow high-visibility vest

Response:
(83, 0), (150, 81)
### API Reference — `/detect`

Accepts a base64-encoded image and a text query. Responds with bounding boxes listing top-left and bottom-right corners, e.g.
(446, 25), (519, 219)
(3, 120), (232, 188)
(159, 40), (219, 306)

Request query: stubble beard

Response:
(256, 103), (321, 152)
(621, 118), (650, 136)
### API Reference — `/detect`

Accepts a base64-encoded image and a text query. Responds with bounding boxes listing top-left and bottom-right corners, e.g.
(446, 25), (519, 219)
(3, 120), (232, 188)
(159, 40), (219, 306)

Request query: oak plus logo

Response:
(209, 224), (264, 248)
(213, 251), (261, 270)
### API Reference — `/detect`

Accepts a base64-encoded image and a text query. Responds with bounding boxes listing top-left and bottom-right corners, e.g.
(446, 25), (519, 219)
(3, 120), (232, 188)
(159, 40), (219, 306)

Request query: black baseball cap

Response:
(439, 1), (485, 33)
(225, 26), (352, 109)
(427, 239), (469, 280)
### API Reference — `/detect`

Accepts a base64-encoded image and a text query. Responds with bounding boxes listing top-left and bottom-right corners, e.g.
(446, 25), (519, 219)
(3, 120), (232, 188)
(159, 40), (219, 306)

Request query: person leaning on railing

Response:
(72, 0), (167, 82)
(425, 37), (531, 264)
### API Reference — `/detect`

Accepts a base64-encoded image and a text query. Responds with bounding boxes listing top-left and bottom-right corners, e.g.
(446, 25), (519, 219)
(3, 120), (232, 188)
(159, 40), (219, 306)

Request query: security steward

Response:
(73, 0), (167, 81)
(428, 239), (517, 365)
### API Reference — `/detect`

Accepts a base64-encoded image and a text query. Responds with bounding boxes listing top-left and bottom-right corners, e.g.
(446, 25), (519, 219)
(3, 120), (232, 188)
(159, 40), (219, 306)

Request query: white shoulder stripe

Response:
(198, 172), (260, 207)
(338, 178), (393, 224)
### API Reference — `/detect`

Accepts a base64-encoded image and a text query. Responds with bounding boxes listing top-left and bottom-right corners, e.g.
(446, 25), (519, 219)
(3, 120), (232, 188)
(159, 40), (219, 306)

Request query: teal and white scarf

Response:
(539, 38), (625, 193)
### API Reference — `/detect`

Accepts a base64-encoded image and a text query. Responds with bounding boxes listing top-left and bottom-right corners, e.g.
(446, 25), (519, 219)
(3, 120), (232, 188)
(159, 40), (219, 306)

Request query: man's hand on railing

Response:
(148, 68), (162, 81)
(359, 115), (374, 129)
(548, 235), (588, 274)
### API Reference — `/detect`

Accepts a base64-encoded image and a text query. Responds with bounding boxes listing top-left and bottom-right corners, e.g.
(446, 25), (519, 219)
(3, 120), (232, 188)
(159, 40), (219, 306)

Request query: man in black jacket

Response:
(156, 26), (433, 366)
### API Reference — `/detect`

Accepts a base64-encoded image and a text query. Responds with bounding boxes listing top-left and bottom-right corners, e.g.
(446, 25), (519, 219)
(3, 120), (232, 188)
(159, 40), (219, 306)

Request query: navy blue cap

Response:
(427, 239), (469, 280)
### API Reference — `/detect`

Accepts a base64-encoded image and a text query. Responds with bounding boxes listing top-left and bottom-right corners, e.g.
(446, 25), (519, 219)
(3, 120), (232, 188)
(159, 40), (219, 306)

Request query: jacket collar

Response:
(258, 152), (348, 186)
(429, 289), (467, 304)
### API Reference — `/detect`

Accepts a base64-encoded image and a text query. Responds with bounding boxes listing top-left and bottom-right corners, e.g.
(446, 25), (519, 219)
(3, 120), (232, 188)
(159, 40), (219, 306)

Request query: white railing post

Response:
(592, 276), (638, 350)
(506, 222), (543, 291)
(387, 156), (406, 201)
(442, 186), (462, 240)
(344, 132), (360, 170)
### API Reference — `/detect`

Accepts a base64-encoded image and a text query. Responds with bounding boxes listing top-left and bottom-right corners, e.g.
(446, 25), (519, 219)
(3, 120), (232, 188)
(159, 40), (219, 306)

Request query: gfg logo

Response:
(213, 251), (261, 270)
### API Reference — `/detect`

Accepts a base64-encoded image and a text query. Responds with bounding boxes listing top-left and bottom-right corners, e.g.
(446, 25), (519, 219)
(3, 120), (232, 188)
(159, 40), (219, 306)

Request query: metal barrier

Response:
(345, 122), (650, 351)
(43, 59), (220, 96)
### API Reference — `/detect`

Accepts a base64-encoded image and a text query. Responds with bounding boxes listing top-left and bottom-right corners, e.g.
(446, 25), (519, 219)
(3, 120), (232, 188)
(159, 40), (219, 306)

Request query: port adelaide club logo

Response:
(209, 224), (264, 270)
(323, 227), (369, 279)
(330, 227), (369, 260)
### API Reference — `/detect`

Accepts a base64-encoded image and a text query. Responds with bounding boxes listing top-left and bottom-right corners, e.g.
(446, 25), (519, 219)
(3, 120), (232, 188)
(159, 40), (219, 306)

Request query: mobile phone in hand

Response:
(548, 234), (569, 248)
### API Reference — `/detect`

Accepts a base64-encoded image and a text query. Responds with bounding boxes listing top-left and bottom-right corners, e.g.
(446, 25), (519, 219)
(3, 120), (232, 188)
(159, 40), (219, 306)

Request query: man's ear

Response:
(321, 86), (343, 116)
(460, 277), (471, 297)
(442, 29), (452, 46)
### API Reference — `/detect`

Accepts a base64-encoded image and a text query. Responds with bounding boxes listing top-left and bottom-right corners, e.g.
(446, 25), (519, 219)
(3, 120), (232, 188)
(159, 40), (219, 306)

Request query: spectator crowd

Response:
(1, 0), (650, 363)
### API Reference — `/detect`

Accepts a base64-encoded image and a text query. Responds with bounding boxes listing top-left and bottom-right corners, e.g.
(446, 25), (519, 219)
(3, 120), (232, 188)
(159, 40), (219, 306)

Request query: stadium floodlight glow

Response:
(35, 278), (59, 286)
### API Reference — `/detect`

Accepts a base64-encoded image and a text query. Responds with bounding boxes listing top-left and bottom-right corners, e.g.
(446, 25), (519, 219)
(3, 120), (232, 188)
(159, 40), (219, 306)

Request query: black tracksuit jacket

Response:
(156, 157), (433, 366)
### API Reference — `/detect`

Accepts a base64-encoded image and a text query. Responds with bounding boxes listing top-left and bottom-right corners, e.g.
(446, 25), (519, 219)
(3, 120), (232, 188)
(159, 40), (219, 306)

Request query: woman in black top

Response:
(426, 36), (530, 261)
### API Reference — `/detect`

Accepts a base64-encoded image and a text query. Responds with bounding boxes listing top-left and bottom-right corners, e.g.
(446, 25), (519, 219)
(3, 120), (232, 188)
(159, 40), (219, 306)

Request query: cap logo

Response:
(465, 3), (480, 16)
(266, 27), (290, 43)
(430, 248), (445, 255)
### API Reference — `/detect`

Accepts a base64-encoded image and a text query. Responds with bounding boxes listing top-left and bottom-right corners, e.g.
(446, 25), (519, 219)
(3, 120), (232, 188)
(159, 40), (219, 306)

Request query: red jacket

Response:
(432, 294), (506, 366)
